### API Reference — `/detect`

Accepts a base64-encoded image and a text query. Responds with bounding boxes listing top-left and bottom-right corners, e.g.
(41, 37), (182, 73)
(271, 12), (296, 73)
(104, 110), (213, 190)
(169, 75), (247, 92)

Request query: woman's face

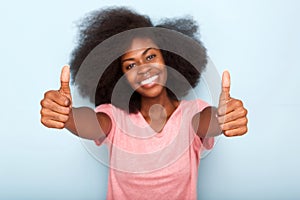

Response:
(121, 38), (167, 98)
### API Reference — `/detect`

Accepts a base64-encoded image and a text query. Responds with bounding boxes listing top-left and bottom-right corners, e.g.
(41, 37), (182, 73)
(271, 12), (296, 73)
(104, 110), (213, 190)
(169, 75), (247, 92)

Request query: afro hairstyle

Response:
(69, 6), (207, 113)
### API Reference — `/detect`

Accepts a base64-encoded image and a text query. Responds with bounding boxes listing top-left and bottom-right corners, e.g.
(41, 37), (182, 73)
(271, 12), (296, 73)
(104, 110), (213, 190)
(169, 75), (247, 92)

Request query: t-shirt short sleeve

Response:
(201, 137), (215, 150)
(195, 99), (215, 150)
(94, 104), (116, 146)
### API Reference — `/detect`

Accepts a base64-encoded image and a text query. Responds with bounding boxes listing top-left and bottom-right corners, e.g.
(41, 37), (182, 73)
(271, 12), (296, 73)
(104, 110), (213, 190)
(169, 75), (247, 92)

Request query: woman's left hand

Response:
(217, 71), (248, 137)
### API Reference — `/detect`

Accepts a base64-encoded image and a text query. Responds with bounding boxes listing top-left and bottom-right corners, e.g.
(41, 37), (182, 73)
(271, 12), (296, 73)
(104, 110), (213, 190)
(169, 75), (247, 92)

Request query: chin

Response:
(137, 85), (166, 99)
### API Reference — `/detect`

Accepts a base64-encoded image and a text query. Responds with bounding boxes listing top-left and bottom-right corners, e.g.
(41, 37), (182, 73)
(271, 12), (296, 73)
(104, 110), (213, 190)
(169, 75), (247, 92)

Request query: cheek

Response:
(161, 66), (168, 83)
(125, 71), (137, 88)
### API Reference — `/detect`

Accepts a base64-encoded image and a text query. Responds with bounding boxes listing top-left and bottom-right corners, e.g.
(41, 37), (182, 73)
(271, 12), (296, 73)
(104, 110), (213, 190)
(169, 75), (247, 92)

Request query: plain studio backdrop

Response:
(0, 0), (299, 199)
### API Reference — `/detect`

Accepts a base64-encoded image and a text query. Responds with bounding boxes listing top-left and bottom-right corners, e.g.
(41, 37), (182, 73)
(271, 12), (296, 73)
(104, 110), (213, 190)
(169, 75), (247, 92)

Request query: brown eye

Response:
(126, 63), (136, 70)
(146, 54), (156, 61)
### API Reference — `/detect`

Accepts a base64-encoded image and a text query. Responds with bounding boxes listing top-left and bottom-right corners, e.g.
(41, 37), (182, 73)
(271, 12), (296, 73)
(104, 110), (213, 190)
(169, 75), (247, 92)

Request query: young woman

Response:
(40, 7), (248, 199)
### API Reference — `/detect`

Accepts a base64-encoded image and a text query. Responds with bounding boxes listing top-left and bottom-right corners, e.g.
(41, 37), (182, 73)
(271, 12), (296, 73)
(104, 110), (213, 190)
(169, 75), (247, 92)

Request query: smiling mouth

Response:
(139, 75), (159, 86)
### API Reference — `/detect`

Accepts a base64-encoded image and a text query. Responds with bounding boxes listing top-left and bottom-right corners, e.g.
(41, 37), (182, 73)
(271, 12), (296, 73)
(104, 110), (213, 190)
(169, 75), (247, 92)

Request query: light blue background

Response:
(1, 0), (299, 199)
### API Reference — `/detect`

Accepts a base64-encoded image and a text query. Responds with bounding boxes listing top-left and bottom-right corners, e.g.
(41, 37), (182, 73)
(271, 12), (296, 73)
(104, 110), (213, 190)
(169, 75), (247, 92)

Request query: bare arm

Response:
(64, 107), (111, 140)
(192, 106), (222, 139)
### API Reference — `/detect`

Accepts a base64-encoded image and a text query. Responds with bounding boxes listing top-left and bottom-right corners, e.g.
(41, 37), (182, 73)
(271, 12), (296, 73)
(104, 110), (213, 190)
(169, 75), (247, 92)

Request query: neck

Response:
(140, 89), (179, 120)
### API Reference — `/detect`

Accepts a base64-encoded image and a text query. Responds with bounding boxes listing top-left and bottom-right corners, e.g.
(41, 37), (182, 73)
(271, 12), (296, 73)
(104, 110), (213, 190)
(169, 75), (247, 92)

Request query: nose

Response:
(137, 64), (152, 76)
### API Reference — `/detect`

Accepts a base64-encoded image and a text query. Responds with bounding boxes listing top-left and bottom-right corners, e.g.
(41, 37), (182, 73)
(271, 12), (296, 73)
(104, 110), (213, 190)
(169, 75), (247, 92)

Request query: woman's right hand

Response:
(40, 65), (72, 129)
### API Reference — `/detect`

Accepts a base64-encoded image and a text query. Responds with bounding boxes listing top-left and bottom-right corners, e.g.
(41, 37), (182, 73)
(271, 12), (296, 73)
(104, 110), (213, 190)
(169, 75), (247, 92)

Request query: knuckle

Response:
(41, 118), (49, 127)
(40, 99), (46, 107)
(243, 126), (248, 134)
(235, 100), (243, 107)
(239, 127), (247, 135)
(244, 117), (248, 124)
(65, 115), (70, 122)
(66, 107), (71, 114)
(44, 92), (49, 98)
(40, 109), (45, 116)
(241, 117), (248, 125)
(241, 108), (247, 116)
(61, 115), (69, 122)
(40, 99), (44, 106)
(44, 90), (54, 98)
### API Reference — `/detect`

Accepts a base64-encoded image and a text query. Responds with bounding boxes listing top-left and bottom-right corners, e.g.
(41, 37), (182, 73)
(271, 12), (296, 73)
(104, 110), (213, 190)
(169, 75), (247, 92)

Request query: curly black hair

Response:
(69, 6), (207, 113)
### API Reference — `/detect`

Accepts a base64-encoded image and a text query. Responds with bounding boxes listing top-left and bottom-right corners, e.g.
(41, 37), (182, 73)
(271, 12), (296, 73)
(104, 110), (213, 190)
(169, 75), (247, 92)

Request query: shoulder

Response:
(95, 103), (127, 115)
(181, 99), (211, 112)
(94, 103), (132, 125)
(95, 103), (114, 113)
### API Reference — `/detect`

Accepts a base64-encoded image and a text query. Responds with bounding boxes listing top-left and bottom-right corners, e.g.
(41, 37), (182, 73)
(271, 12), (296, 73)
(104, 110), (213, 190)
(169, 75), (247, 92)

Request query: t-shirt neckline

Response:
(136, 100), (184, 136)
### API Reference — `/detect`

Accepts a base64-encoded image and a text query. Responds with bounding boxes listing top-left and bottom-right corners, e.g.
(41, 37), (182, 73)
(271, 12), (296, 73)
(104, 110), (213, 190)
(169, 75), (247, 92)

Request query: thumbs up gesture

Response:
(40, 65), (73, 129)
(217, 71), (248, 137)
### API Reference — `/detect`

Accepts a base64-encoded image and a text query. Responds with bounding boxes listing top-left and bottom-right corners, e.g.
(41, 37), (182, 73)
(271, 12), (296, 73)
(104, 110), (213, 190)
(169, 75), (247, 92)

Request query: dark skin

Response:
(40, 39), (248, 141)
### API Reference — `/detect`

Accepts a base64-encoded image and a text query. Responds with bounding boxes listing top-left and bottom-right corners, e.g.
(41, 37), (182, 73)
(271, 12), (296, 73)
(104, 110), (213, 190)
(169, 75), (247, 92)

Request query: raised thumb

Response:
(59, 65), (71, 97)
(220, 70), (231, 102)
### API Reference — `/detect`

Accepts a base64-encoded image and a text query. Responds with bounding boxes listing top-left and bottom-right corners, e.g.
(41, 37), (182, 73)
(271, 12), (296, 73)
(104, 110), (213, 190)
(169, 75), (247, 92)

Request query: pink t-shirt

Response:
(95, 99), (214, 200)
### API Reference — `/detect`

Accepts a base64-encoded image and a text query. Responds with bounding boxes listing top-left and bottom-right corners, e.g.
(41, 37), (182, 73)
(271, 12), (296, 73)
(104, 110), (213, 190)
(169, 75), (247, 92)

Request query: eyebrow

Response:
(121, 48), (154, 64)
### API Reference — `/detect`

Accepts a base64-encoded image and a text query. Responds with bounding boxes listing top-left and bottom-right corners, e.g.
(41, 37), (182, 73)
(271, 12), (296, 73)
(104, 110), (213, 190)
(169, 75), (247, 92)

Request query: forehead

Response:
(125, 37), (159, 53)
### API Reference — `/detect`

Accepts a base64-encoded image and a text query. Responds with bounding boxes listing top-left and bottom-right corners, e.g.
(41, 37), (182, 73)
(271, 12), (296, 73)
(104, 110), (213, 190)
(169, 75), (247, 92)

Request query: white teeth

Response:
(140, 75), (158, 85)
